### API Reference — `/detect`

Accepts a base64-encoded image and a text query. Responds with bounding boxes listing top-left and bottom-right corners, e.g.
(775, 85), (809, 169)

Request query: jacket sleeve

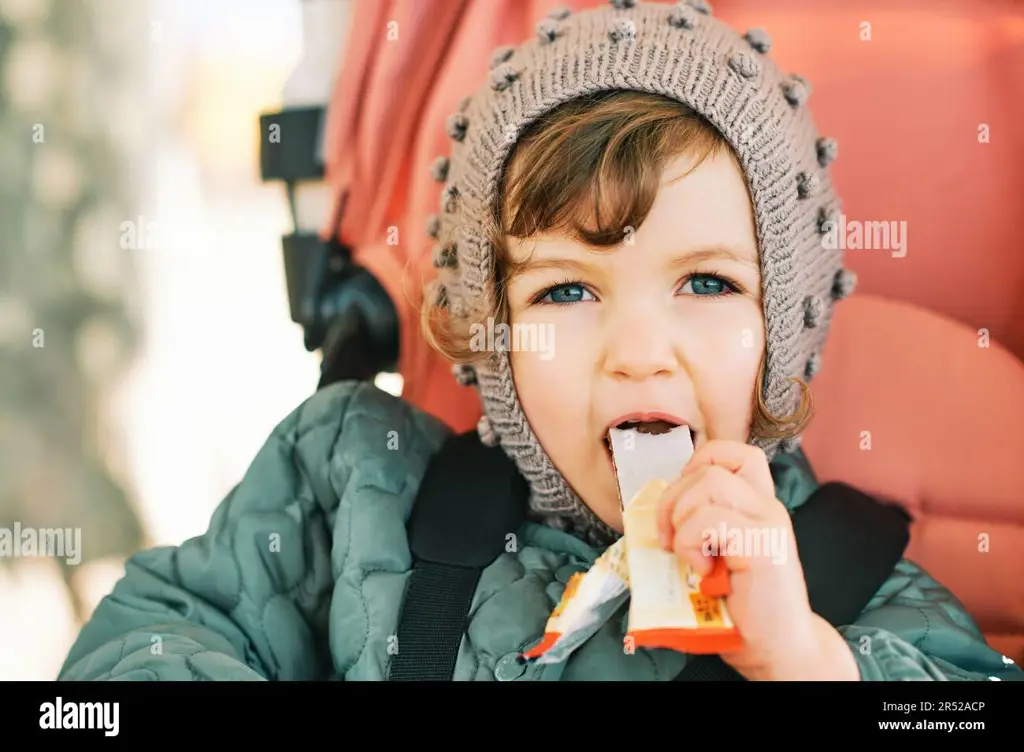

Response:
(839, 559), (1023, 681)
(57, 381), (447, 681)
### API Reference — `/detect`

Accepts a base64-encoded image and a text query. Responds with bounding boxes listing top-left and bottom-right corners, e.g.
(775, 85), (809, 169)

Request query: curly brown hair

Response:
(422, 90), (811, 442)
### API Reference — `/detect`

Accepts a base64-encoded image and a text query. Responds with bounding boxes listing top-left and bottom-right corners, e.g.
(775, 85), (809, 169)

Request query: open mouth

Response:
(602, 419), (696, 457)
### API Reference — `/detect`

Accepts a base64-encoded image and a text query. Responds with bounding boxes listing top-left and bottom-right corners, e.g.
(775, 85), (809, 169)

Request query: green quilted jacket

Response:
(58, 381), (1023, 681)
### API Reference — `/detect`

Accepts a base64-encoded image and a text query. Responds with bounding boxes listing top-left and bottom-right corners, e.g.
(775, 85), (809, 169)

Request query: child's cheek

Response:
(513, 306), (600, 366)
(510, 309), (598, 436)
(675, 301), (764, 369)
(509, 315), (598, 491)
(675, 302), (764, 441)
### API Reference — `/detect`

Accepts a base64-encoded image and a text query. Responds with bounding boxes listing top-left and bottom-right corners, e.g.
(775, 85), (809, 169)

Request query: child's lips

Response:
(604, 412), (688, 436)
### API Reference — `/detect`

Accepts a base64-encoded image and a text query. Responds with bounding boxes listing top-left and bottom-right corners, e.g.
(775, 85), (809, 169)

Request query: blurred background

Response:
(0, 0), (402, 680)
(1, 0), (1022, 680)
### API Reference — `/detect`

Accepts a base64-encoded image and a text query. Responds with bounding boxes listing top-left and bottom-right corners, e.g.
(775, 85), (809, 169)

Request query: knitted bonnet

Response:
(424, 0), (855, 546)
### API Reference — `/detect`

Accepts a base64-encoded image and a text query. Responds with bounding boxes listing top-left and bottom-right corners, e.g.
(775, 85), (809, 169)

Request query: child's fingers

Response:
(670, 464), (765, 531)
(657, 466), (704, 547)
(678, 439), (776, 500)
(671, 504), (758, 574)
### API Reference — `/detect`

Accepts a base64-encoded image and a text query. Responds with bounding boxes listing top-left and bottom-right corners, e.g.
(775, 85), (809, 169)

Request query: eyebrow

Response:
(506, 256), (594, 279)
(667, 244), (759, 270)
(507, 243), (758, 279)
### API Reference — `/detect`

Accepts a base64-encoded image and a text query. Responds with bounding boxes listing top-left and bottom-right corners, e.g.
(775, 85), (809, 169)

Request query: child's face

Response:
(504, 151), (764, 532)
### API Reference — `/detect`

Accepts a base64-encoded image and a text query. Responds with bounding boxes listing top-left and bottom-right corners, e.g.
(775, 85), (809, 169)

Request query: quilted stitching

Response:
(56, 382), (1024, 682)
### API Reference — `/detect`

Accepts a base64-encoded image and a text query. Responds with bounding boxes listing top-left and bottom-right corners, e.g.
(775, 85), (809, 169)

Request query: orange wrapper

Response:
(623, 478), (743, 654)
(520, 537), (630, 664)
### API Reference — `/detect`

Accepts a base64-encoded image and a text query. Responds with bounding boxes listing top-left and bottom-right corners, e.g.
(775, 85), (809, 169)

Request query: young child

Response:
(60, 0), (1021, 682)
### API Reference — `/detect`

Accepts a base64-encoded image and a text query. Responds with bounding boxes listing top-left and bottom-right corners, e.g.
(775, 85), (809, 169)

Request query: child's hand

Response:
(656, 439), (859, 681)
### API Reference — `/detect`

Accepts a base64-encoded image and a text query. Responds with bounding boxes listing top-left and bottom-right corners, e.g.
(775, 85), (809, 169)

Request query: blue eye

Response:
(536, 282), (596, 305)
(530, 273), (742, 306)
(681, 274), (738, 296)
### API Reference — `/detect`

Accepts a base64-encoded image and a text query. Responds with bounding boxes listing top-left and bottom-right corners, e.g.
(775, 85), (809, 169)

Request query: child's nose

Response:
(602, 319), (681, 380)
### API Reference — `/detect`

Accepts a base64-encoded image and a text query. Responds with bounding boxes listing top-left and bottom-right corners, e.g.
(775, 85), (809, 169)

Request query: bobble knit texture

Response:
(427, 0), (852, 547)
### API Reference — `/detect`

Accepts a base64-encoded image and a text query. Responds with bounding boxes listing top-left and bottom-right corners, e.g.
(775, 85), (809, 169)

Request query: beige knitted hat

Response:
(424, 0), (854, 546)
